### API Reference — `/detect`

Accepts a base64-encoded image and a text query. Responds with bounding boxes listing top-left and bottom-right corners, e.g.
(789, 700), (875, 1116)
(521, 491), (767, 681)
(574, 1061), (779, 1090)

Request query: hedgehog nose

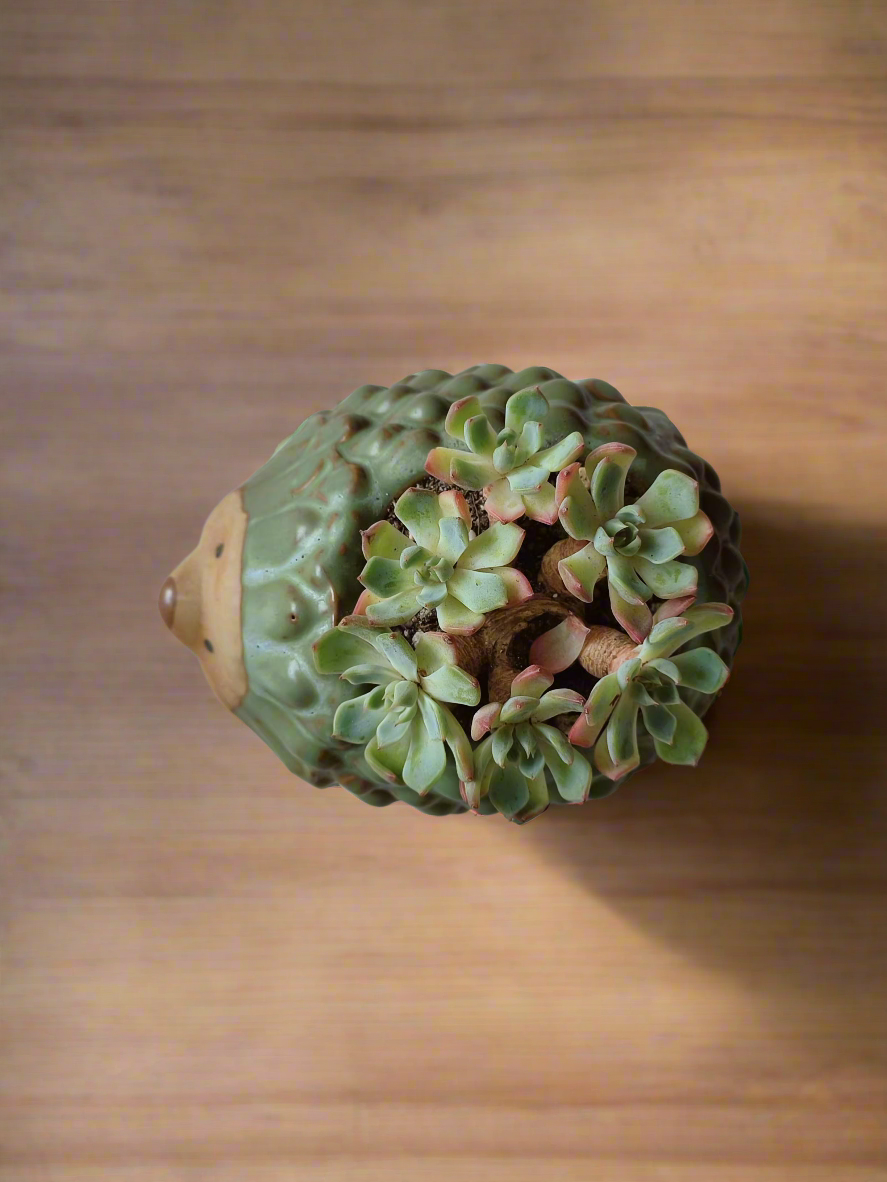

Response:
(158, 576), (177, 630)
(159, 550), (203, 651)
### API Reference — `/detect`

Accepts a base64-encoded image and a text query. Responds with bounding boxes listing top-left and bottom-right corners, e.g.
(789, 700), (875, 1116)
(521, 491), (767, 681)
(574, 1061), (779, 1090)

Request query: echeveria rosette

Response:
(313, 620), (479, 796)
(468, 666), (590, 822)
(356, 487), (532, 635)
(555, 444), (714, 642)
(569, 602), (734, 781)
(425, 387), (584, 524)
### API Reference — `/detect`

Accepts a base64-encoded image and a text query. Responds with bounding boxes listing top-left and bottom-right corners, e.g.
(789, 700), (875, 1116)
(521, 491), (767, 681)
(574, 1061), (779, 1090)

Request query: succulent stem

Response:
(450, 595), (574, 702)
(577, 626), (638, 678)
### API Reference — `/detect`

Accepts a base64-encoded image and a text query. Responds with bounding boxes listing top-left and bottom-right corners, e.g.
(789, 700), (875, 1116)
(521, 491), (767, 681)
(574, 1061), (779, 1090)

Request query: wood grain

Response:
(2, 2), (887, 1177)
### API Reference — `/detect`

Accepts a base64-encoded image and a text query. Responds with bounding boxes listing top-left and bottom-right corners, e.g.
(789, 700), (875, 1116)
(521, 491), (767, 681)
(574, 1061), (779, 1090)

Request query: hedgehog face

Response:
(159, 489), (248, 711)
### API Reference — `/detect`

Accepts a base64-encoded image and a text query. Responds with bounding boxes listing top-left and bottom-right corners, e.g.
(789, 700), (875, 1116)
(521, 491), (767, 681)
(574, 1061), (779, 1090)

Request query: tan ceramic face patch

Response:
(160, 489), (248, 711)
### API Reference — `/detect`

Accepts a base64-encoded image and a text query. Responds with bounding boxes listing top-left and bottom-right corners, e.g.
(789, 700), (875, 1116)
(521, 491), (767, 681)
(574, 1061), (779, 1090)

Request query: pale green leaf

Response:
(459, 522), (525, 571)
(633, 469), (699, 527)
(654, 701), (709, 765)
(670, 648), (729, 693)
(447, 568), (508, 614)
(359, 556), (414, 598)
(633, 556), (698, 600)
(394, 487), (442, 551)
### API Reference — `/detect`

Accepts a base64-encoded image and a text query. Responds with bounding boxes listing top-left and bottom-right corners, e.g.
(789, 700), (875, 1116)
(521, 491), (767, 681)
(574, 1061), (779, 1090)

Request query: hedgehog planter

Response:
(160, 365), (747, 822)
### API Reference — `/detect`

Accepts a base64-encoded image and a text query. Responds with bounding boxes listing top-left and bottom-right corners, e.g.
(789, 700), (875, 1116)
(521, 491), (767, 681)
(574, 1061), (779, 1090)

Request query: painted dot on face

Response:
(215, 543), (224, 558)
(204, 639), (214, 653)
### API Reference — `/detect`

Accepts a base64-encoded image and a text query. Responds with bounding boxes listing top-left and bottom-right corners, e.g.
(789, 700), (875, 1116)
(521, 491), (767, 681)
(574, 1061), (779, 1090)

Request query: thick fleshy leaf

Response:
(436, 595), (485, 635)
(473, 734), (495, 784)
(605, 685), (642, 770)
(471, 702), (502, 741)
(532, 688), (586, 722)
(670, 602), (735, 650)
(445, 395), (485, 440)
(556, 463), (598, 540)
(370, 631), (419, 680)
(361, 520), (410, 561)
(488, 762), (531, 819)
(518, 745), (545, 778)
(437, 516), (470, 563)
(417, 582), (448, 607)
(633, 556), (698, 600)
(644, 616), (690, 656)
(465, 414), (497, 456)
(512, 770), (550, 823)
(521, 481), (558, 524)
(654, 701), (709, 765)
(444, 710), (475, 784)
(534, 722), (575, 766)
(420, 663), (481, 707)
(504, 386), (548, 432)
(447, 568), (508, 614)
(569, 672), (621, 747)
(644, 657), (681, 684)
(459, 522), (524, 571)
(640, 701), (677, 744)
(483, 478), (526, 523)
(438, 489), (472, 526)
(497, 566), (534, 605)
(365, 732), (410, 783)
(313, 627), (377, 675)
(511, 665), (554, 699)
(616, 656), (642, 689)
(402, 723), (447, 794)
(606, 554), (651, 604)
(673, 509), (714, 556)
(492, 432), (518, 474)
(590, 446), (635, 519)
(500, 695), (540, 724)
(416, 691), (446, 740)
(608, 582), (653, 643)
(450, 452), (497, 491)
(637, 526), (686, 564)
(351, 588), (379, 616)
(533, 431), (585, 474)
(376, 711), (413, 749)
(652, 595), (696, 624)
(359, 556), (414, 598)
(633, 469), (699, 526)
(529, 615), (590, 674)
(537, 730), (592, 803)
(515, 723), (537, 758)
(585, 442), (637, 486)
(365, 587), (423, 626)
(507, 462), (549, 492)
(513, 420), (543, 467)
(339, 663), (398, 686)
(394, 487), (442, 551)
(414, 631), (457, 674)
(427, 446), (471, 485)
(460, 778), (481, 812)
(492, 726), (515, 768)
(670, 648), (730, 694)
(558, 543), (607, 602)
(332, 694), (386, 743)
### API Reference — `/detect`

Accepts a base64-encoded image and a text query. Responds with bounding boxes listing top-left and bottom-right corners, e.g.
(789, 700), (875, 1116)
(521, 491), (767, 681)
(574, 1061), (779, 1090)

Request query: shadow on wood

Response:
(530, 505), (887, 1055)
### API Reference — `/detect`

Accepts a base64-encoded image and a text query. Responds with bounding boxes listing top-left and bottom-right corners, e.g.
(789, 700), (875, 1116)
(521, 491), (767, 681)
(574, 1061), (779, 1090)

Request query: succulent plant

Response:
(162, 364), (746, 817)
(313, 619), (479, 795)
(425, 387), (585, 524)
(468, 666), (591, 822)
(568, 602), (733, 780)
(356, 486), (532, 635)
(553, 444), (714, 642)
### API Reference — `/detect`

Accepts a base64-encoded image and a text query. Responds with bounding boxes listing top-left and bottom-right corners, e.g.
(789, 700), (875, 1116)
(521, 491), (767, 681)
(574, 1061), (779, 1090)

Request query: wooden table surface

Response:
(3, 2), (887, 1178)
